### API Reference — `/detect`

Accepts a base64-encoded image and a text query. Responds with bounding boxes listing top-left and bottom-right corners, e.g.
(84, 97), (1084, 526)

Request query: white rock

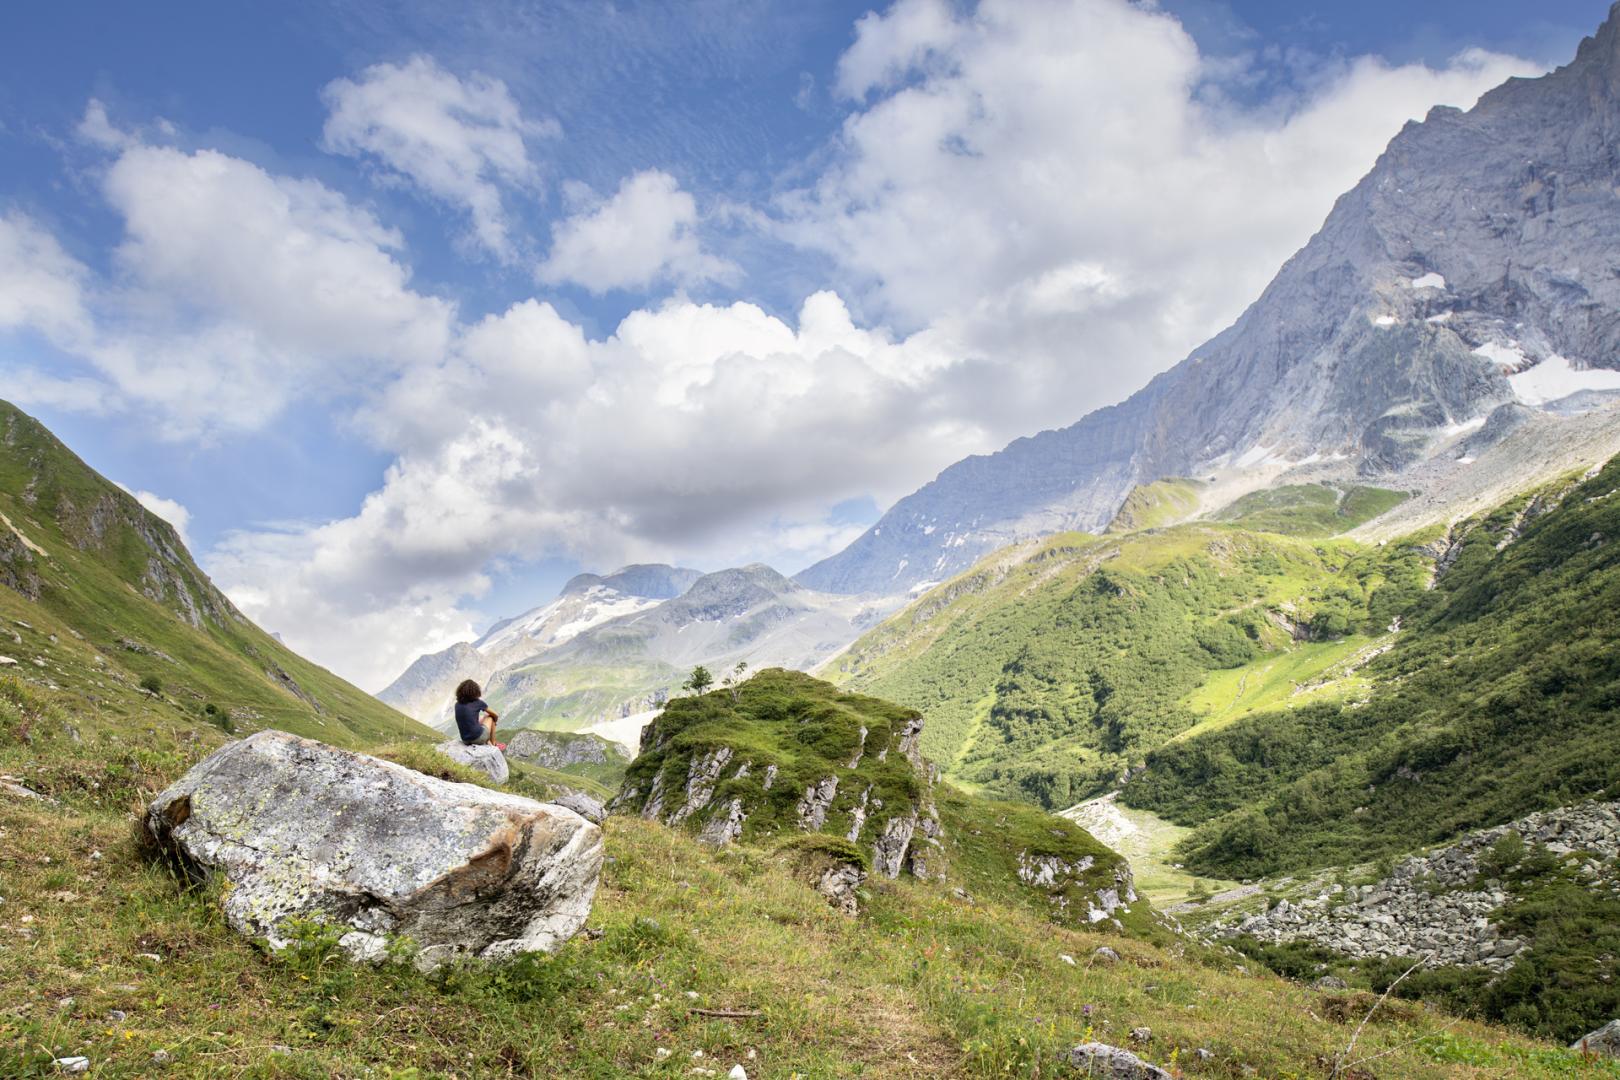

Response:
(729, 1066), (749, 1079)
(434, 739), (509, 784)
(144, 731), (602, 967)
(53, 1058), (90, 1074)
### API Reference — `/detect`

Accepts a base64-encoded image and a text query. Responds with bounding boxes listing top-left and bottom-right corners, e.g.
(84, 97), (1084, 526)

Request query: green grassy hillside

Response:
(4, 674), (1612, 1078)
(1103, 477), (1206, 533)
(616, 669), (1142, 932)
(0, 400), (431, 747)
(1211, 482), (1408, 536)
(1125, 460), (1620, 880)
(829, 523), (1423, 810)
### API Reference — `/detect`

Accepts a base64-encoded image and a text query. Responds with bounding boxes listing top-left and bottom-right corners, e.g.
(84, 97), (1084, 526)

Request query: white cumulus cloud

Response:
(322, 55), (554, 260)
(536, 169), (735, 294)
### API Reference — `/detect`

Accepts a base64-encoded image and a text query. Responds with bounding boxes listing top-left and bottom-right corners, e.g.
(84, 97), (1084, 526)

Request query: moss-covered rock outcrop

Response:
(611, 669), (940, 879)
(611, 669), (1142, 930)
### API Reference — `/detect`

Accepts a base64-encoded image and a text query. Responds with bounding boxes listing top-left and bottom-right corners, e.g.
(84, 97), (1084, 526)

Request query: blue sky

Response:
(1, 0), (1611, 688)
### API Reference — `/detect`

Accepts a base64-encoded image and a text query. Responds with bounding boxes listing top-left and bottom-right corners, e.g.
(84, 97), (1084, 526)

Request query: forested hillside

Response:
(1125, 458), (1620, 878)
(829, 490), (1432, 808)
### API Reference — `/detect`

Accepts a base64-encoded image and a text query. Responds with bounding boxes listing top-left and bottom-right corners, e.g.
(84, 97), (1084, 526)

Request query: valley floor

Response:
(1060, 793), (1239, 908)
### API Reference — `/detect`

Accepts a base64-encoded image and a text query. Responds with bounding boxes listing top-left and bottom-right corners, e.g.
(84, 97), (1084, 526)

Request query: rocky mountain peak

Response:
(799, 8), (1620, 597)
(560, 563), (702, 600)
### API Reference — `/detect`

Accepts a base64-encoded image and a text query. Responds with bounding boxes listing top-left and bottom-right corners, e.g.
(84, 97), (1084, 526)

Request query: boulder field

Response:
(144, 731), (602, 967)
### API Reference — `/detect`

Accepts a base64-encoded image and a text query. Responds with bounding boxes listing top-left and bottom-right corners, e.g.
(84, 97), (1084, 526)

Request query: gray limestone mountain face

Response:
(504, 729), (630, 770)
(375, 641), (482, 721)
(799, 5), (1620, 596)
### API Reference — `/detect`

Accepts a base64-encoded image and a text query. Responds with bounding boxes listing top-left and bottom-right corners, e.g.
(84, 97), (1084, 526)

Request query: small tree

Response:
(683, 665), (714, 695)
(722, 661), (749, 702)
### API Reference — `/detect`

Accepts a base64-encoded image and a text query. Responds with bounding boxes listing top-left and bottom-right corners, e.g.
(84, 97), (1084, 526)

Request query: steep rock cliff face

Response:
(800, 7), (1620, 595)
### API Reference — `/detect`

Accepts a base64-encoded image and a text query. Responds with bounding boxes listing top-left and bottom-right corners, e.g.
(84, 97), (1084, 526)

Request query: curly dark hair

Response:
(455, 679), (482, 704)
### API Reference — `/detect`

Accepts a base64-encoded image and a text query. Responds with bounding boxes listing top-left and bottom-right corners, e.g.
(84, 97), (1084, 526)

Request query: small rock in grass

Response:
(1195, 1048), (1215, 1061)
(1059, 953), (1076, 965)
(151, 1049), (173, 1065)
(1313, 975), (1347, 990)
(1067, 1042), (1170, 1079)
(53, 1058), (90, 1075)
(1572, 1018), (1620, 1057)
(1093, 946), (1121, 964)
(1128, 1026), (1152, 1044)
(655, 1047), (673, 1059)
(105, 1009), (128, 1023)
(729, 1066), (748, 1079)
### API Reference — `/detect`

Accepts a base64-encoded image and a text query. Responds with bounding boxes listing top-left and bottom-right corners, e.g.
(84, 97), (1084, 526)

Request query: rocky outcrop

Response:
(796, 776), (839, 830)
(612, 670), (946, 896)
(1066, 1042), (1171, 1079)
(1018, 852), (1138, 924)
(549, 790), (606, 825)
(506, 730), (630, 770)
(435, 739), (510, 784)
(1212, 801), (1620, 970)
(144, 731), (602, 967)
(816, 864), (866, 916)
(1573, 1019), (1620, 1058)
(663, 746), (734, 826)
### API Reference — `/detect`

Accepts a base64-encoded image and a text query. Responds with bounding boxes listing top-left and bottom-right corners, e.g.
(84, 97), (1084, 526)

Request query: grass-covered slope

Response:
(1125, 459), (1620, 879)
(829, 524), (1424, 809)
(0, 401), (431, 747)
(4, 675), (1612, 1078)
(614, 669), (1140, 930)
(1103, 477), (1206, 533)
(1210, 482), (1408, 536)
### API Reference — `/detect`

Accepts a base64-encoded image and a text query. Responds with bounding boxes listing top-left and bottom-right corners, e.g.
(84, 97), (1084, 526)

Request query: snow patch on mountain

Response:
(1510, 355), (1620, 406)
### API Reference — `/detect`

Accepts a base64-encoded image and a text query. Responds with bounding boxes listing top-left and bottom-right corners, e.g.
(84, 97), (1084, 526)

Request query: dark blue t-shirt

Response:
(454, 699), (490, 744)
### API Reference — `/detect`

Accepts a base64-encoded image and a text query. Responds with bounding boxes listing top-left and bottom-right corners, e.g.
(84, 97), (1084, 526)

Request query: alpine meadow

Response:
(5, 2), (1620, 1077)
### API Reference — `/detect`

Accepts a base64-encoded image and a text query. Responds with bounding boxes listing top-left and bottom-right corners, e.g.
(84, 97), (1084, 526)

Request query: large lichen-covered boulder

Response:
(610, 669), (941, 880)
(434, 739), (509, 784)
(144, 731), (602, 967)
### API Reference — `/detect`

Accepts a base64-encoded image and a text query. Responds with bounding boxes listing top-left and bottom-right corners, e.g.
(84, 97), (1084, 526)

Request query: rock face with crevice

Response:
(144, 731), (602, 967)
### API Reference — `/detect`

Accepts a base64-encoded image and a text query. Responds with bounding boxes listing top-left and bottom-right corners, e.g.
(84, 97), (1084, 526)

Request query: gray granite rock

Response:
(435, 739), (509, 784)
(1066, 1041), (1171, 1079)
(144, 731), (602, 968)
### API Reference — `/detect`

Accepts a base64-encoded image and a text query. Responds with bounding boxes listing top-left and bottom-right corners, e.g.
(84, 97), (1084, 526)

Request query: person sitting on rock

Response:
(454, 679), (503, 751)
